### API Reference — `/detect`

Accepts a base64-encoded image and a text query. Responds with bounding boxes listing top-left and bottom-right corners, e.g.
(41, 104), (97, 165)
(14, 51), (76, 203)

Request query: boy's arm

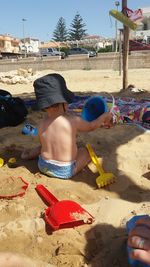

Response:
(74, 112), (112, 132)
(21, 126), (41, 160)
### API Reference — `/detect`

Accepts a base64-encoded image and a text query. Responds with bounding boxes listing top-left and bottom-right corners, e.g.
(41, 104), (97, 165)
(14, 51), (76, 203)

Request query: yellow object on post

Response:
(86, 143), (116, 188)
(109, 9), (138, 31)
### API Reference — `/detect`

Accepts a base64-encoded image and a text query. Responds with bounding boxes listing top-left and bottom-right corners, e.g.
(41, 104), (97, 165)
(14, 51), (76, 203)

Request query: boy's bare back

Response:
(39, 113), (78, 162)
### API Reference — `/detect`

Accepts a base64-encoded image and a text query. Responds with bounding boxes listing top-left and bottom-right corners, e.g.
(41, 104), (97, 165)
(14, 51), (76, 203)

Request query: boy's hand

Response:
(100, 112), (113, 128)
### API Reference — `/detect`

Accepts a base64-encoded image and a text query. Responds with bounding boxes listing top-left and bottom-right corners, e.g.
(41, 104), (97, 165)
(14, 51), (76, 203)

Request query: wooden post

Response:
(122, 0), (129, 89)
(119, 29), (123, 76)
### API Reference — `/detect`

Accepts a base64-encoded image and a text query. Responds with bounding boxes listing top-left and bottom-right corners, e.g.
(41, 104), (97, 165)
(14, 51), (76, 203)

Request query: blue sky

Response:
(0, 0), (150, 41)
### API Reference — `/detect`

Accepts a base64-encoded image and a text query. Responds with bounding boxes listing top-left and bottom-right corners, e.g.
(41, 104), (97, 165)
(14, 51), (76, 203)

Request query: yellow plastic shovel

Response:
(86, 143), (116, 188)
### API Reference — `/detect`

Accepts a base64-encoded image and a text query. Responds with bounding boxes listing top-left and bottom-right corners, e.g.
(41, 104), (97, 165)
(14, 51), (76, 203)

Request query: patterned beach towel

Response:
(24, 95), (150, 131)
(67, 95), (150, 132)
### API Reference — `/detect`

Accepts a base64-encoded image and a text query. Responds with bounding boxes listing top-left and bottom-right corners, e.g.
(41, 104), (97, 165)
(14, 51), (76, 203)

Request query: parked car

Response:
(129, 40), (150, 51)
(68, 47), (97, 57)
(40, 48), (65, 59)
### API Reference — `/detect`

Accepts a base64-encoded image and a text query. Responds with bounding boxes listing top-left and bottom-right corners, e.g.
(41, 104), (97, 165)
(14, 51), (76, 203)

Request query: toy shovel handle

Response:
(36, 184), (58, 205)
(86, 144), (104, 174)
(86, 143), (98, 165)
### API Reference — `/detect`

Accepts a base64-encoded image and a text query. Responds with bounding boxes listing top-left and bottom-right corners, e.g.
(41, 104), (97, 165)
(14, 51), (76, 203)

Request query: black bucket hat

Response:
(33, 73), (74, 110)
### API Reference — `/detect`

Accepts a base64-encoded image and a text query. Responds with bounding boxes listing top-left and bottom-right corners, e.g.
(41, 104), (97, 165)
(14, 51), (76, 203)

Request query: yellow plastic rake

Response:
(86, 143), (116, 188)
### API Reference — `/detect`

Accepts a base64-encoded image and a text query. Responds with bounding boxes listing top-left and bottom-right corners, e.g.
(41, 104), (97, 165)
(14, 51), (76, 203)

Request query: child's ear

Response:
(64, 103), (68, 110)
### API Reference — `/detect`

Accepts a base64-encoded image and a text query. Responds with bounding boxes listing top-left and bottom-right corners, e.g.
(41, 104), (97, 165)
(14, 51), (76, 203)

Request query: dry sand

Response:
(0, 69), (150, 267)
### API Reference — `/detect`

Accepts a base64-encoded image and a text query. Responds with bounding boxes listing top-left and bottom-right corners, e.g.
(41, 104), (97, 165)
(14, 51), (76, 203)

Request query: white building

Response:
(135, 7), (150, 42)
(20, 37), (39, 54)
(67, 35), (113, 50)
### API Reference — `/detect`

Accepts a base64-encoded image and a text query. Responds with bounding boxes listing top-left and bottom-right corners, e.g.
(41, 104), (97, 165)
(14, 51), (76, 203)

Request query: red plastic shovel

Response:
(36, 184), (94, 231)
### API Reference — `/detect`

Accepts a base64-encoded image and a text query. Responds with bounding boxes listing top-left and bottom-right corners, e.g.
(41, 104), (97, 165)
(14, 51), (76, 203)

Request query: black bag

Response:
(0, 89), (12, 97)
(0, 89), (28, 128)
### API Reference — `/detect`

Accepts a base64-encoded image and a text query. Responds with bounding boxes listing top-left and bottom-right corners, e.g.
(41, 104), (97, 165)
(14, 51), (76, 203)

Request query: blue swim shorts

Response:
(38, 156), (76, 179)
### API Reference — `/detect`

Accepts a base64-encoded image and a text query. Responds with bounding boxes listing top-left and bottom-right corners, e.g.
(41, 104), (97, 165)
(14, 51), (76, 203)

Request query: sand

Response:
(0, 69), (150, 267)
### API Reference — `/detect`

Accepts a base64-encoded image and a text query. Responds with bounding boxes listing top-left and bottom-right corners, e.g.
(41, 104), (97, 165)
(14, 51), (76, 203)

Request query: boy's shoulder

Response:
(64, 113), (73, 118)
(64, 114), (80, 128)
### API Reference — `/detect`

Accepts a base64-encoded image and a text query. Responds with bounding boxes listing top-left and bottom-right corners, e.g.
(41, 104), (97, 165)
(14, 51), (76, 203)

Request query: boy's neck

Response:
(46, 104), (66, 118)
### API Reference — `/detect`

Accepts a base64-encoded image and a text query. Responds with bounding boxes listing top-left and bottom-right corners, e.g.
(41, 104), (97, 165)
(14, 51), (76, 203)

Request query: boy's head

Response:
(33, 73), (74, 110)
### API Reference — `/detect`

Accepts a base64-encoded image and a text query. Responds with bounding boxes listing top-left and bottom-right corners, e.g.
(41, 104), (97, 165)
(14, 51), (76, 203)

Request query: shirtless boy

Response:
(22, 73), (112, 179)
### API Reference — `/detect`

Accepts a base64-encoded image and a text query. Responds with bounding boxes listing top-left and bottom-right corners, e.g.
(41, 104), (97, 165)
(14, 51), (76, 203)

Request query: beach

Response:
(0, 68), (150, 267)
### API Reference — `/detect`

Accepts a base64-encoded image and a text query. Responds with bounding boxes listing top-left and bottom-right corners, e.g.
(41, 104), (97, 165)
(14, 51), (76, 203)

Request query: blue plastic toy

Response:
(81, 96), (108, 122)
(22, 123), (38, 136)
(126, 215), (150, 267)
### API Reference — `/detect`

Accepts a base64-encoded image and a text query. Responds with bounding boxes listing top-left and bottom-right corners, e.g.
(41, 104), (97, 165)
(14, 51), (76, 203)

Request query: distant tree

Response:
(69, 12), (87, 41)
(98, 46), (113, 53)
(53, 17), (68, 42)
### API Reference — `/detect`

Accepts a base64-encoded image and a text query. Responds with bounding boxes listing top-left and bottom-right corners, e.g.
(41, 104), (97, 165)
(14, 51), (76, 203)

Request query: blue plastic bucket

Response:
(81, 96), (108, 122)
